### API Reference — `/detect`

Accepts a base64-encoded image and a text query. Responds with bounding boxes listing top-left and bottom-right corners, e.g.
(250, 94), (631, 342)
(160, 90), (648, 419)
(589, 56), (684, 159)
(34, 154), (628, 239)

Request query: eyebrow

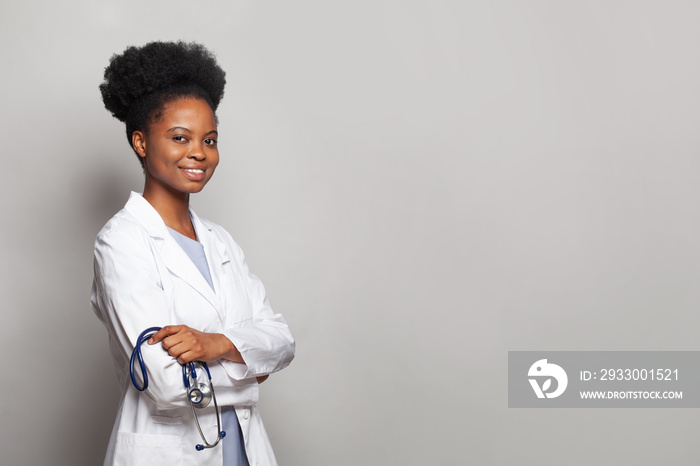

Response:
(167, 126), (218, 136)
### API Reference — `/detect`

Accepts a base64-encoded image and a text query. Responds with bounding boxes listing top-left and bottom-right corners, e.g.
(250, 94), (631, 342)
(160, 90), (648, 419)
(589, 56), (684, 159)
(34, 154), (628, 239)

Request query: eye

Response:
(204, 138), (218, 146)
(172, 135), (188, 143)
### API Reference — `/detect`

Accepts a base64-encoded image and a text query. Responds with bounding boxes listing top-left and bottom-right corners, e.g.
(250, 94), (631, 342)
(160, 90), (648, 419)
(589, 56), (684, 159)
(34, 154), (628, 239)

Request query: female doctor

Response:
(91, 42), (295, 466)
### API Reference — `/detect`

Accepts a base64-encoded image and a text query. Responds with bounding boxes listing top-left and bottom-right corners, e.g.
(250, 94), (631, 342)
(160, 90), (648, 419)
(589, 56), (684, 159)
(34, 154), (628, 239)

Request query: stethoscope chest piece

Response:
(188, 383), (212, 408)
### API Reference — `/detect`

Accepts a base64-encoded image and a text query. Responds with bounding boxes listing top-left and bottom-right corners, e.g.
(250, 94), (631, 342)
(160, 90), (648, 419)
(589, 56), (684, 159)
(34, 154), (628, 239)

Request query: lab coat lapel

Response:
(159, 238), (222, 313)
(123, 192), (223, 315)
(190, 211), (230, 299)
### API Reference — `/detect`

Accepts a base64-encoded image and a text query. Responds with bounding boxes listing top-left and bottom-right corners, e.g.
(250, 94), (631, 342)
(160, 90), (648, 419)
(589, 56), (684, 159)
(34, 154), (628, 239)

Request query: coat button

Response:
(242, 409), (250, 420)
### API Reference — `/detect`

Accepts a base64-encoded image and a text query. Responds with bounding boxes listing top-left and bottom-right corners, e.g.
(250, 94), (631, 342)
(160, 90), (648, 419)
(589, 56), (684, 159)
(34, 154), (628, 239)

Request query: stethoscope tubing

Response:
(130, 326), (162, 391)
(129, 326), (226, 450)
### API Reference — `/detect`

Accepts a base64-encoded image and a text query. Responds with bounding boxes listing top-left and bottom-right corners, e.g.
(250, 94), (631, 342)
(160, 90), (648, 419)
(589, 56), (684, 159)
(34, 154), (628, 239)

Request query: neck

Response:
(142, 180), (196, 239)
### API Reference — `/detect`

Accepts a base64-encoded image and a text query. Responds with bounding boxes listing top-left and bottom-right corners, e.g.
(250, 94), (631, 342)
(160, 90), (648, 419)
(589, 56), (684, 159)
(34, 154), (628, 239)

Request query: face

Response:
(133, 97), (219, 197)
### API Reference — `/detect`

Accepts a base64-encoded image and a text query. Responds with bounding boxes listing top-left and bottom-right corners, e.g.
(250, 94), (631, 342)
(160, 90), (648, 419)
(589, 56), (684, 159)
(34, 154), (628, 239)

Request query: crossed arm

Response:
(149, 325), (269, 383)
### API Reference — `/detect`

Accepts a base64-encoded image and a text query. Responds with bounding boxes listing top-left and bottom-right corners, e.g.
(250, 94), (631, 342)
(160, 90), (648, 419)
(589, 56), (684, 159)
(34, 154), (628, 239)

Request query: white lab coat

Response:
(91, 192), (295, 466)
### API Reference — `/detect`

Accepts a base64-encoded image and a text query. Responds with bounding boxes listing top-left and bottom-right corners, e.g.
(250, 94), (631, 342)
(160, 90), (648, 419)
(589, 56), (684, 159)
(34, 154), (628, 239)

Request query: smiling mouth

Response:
(180, 167), (207, 182)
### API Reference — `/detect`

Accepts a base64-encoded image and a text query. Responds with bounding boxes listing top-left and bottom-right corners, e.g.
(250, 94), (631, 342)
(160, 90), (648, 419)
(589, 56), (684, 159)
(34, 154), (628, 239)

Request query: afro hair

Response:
(99, 41), (226, 161)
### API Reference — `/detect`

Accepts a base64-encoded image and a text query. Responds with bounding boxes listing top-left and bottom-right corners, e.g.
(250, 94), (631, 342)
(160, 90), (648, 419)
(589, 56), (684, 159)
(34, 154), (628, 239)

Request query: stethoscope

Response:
(129, 327), (226, 451)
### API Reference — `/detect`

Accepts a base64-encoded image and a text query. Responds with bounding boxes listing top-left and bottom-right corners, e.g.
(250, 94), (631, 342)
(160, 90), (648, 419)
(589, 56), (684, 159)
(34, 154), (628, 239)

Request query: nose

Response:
(187, 141), (206, 161)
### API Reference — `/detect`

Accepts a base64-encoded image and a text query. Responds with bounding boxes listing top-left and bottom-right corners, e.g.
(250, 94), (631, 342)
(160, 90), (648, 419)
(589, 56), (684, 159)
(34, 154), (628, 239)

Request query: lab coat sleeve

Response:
(92, 224), (207, 411)
(217, 228), (296, 381)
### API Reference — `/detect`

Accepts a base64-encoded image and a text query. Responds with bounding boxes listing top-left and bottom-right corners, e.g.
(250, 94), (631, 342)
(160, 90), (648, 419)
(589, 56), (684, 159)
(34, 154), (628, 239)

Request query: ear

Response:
(132, 131), (147, 159)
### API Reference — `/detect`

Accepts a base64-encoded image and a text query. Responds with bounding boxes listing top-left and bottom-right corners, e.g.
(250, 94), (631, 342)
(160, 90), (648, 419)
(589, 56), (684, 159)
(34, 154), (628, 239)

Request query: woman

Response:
(91, 41), (295, 466)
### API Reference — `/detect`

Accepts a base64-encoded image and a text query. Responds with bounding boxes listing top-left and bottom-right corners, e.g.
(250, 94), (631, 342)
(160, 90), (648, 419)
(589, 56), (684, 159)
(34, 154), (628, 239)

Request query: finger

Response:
(148, 325), (184, 344)
(166, 341), (190, 360)
(161, 333), (186, 350)
(177, 350), (196, 365)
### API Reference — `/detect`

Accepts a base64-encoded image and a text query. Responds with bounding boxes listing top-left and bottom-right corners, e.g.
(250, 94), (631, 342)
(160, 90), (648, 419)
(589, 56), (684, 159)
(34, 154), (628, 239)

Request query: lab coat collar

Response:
(123, 191), (169, 239)
(123, 192), (227, 319)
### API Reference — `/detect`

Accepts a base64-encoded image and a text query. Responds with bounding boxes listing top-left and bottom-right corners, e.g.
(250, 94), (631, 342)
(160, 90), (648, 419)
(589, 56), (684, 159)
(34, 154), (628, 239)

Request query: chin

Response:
(186, 185), (207, 194)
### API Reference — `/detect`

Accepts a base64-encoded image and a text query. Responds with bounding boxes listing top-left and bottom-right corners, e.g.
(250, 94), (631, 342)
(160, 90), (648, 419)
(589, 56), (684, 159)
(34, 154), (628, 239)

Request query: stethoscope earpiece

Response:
(197, 432), (225, 451)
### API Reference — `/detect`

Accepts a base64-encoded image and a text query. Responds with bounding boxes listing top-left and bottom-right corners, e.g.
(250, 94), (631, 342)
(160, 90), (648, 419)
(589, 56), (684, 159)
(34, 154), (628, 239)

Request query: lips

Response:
(180, 166), (206, 181)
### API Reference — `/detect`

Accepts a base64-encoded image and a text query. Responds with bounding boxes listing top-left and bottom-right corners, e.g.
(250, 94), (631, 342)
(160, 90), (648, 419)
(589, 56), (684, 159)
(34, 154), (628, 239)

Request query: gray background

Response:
(1, 1), (699, 465)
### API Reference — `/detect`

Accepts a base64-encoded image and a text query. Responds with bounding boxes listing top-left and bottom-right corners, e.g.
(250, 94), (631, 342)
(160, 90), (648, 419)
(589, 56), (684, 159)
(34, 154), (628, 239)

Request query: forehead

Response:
(153, 97), (217, 128)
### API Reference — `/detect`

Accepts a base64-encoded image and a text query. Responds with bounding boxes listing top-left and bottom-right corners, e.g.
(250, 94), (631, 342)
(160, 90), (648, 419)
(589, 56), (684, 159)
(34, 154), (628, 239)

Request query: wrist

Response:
(218, 333), (244, 363)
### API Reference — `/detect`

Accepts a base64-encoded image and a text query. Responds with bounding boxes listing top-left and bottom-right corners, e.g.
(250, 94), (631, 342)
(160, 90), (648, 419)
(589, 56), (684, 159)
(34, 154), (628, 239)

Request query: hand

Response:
(148, 325), (243, 364)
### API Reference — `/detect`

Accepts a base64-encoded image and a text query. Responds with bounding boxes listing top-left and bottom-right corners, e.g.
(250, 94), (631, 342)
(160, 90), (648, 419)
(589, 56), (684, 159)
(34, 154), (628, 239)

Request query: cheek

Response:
(146, 154), (167, 172)
(210, 152), (220, 170)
